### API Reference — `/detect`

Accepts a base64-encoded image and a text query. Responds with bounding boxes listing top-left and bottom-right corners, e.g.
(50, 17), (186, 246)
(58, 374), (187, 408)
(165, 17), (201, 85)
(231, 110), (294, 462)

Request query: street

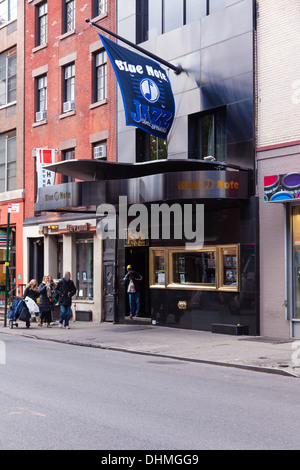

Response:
(0, 335), (299, 450)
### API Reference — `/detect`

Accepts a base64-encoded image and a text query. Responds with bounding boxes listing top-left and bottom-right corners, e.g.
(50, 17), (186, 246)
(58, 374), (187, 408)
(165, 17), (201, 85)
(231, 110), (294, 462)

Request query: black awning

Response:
(44, 158), (251, 181)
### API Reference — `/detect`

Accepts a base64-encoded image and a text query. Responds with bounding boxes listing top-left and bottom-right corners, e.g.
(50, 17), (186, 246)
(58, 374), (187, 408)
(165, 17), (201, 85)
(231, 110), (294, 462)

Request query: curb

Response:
(8, 331), (299, 379)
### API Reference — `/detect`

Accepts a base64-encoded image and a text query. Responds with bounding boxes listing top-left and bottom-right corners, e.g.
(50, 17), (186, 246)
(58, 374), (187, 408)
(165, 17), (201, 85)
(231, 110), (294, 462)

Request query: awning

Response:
(34, 168), (251, 213)
(44, 158), (251, 182)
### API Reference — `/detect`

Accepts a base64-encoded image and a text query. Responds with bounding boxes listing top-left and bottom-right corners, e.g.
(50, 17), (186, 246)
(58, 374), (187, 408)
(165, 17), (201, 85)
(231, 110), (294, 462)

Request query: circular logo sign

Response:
(140, 78), (160, 103)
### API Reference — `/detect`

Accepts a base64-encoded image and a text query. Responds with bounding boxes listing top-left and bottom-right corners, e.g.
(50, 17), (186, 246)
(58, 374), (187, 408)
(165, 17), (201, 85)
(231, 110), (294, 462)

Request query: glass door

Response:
(292, 206), (300, 319)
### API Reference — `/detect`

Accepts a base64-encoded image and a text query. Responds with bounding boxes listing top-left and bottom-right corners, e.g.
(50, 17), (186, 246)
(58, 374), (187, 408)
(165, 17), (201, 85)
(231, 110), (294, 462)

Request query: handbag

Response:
(127, 279), (136, 293)
(51, 293), (59, 306)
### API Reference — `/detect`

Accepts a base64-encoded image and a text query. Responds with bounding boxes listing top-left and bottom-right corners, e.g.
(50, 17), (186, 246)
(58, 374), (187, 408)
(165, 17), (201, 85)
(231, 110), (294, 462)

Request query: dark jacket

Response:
(38, 282), (54, 312)
(54, 278), (76, 306)
(23, 287), (39, 302)
(124, 271), (143, 293)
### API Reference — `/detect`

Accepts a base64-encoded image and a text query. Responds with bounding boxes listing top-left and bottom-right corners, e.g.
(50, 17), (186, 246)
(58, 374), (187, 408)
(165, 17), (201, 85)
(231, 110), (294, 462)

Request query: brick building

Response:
(257, 0), (300, 337)
(23, 0), (116, 320)
(0, 0), (25, 294)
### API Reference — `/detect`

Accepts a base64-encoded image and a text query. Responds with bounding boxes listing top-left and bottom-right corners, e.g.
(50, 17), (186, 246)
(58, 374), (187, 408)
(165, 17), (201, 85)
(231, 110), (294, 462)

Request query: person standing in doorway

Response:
(55, 271), (76, 329)
(124, 265), (143, 318)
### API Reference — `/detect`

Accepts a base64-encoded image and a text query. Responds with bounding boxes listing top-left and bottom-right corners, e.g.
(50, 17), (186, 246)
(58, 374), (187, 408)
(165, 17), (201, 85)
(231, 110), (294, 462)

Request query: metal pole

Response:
(4, 211), (10, 327)
(85, 18), (182, 75)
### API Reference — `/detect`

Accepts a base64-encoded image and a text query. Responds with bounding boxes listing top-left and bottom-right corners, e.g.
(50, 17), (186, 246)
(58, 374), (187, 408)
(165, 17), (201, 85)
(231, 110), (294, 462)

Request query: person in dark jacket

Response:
(23, 279), (40, 325)
(38, 276), (55, 327)
(55, 271), (76, 329)
(124, 265), (143, 318)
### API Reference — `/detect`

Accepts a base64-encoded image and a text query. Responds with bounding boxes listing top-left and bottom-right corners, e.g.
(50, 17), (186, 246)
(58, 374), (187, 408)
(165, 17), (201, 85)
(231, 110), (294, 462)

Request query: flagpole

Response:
(85, 19), (182, 75)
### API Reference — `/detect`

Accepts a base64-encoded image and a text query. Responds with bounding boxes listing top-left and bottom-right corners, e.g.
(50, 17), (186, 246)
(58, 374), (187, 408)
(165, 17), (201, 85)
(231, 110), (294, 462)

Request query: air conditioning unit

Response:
(63, 101), (75, 113)
(94, 144), (107, 159)
(36, 110), (47, 121)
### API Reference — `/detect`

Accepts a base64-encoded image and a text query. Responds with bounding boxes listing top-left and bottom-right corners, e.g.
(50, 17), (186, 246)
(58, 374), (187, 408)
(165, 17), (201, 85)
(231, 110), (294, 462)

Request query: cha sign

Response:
(99, 34), (175, 139)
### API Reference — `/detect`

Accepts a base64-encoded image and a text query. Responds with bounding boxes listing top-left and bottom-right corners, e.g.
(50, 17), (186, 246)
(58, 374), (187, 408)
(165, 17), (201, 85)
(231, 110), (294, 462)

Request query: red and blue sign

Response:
(99, 34), (175, 139)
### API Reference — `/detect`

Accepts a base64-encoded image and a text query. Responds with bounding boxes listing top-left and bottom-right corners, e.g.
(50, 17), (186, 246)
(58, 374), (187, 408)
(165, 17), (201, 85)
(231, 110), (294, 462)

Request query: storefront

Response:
(35, 158), (259, 334)
(263, 171), (300, 338)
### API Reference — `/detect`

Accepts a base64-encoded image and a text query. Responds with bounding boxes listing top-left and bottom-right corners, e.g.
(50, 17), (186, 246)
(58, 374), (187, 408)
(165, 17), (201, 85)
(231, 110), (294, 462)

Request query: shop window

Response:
(150, 248), (167, 287)
(218, 245), (239, 291)
(292, 206), (300, 319)
(76, 236), (93, 300)
(170, 248), (216, 288)
(150, 245), (240, 291)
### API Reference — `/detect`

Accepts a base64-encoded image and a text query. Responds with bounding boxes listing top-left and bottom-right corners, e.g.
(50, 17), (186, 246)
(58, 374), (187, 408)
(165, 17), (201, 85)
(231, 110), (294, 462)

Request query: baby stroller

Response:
(7, 298), (30, 329)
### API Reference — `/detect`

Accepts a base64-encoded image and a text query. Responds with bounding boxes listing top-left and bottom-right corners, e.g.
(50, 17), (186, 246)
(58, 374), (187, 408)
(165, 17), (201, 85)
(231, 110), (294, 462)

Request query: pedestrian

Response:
(47, 275), (57, 325)
(38, 275), (54, 327)
(124, 265), (143, 318)
(54, 271), (76, 329)
(23, 279), (40, 326)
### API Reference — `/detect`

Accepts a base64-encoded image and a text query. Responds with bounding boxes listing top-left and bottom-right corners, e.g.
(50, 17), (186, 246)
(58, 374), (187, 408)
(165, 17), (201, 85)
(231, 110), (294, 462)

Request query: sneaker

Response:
(66, 325), (70, 329)
(58, 322), (62, 328)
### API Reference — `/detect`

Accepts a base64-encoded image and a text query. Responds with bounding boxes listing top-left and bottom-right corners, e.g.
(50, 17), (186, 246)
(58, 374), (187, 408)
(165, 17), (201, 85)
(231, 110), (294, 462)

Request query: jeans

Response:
(59, 305), (71, 327)
(128, 292), (140, 316)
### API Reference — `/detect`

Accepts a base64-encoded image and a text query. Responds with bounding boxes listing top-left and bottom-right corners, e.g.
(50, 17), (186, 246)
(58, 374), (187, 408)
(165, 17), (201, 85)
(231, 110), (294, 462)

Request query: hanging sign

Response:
(36, 149), (56, 189)
(99, 34), (175, 139)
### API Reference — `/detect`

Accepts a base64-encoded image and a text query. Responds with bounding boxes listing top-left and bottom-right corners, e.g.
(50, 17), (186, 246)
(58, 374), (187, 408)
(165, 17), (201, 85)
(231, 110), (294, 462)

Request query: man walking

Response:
(124, 265), (143, 318)
(55, 271), (76, 329)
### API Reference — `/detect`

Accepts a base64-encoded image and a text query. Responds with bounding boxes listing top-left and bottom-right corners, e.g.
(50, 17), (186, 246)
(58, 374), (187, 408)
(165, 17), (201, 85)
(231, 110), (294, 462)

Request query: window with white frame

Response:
(0, 130), (16, 193)
(63, 0), (75, 33)
(0, 48), (17, 107)
(36, 2), (47, 46)
(94, 50), (107, 102)
(62, 63), (75, 112)
(0, 0), (17, 27)
(93, 0), (107, 17)
(36, 75), (47, 121)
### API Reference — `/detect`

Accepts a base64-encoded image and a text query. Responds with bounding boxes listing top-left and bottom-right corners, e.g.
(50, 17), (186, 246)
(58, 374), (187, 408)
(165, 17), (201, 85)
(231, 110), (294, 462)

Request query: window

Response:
(136, 129), (167, 162)
(36, 2), (47, 46)
(172, 249), (216, 287)
(150, 245), (240, 291)
(292, 206), (300, 319)
(137, 0), (224, 42)
(0, 130), (16, 193)
(93, 50), (107, 103)
(93, 141), (107, 160)
(188, 108), (226, 161)
(62, 63), (75, 112)
(62, 149), (74, 183)
(0, 48), (17, 107)
(93, 0), (107, 17)
(76, 236), (93, 299)
(0, 0), (17, 27)
(35, 75), (47, 121)
(63, 0), (75, 33)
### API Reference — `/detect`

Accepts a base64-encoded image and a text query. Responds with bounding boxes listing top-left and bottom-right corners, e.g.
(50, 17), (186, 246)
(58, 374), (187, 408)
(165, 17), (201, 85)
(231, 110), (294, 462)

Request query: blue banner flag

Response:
(99, 34), (175, 139)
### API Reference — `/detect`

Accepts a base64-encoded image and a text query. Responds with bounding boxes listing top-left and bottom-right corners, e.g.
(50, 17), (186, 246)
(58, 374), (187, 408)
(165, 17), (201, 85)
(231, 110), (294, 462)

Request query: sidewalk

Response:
(0, 318), (299, 377)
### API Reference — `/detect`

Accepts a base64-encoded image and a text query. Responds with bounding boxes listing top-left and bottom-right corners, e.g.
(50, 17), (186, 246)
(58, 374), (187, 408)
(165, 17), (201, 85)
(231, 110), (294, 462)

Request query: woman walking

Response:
(38, 275), (54, 327)
(23, 279), (40, 325)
